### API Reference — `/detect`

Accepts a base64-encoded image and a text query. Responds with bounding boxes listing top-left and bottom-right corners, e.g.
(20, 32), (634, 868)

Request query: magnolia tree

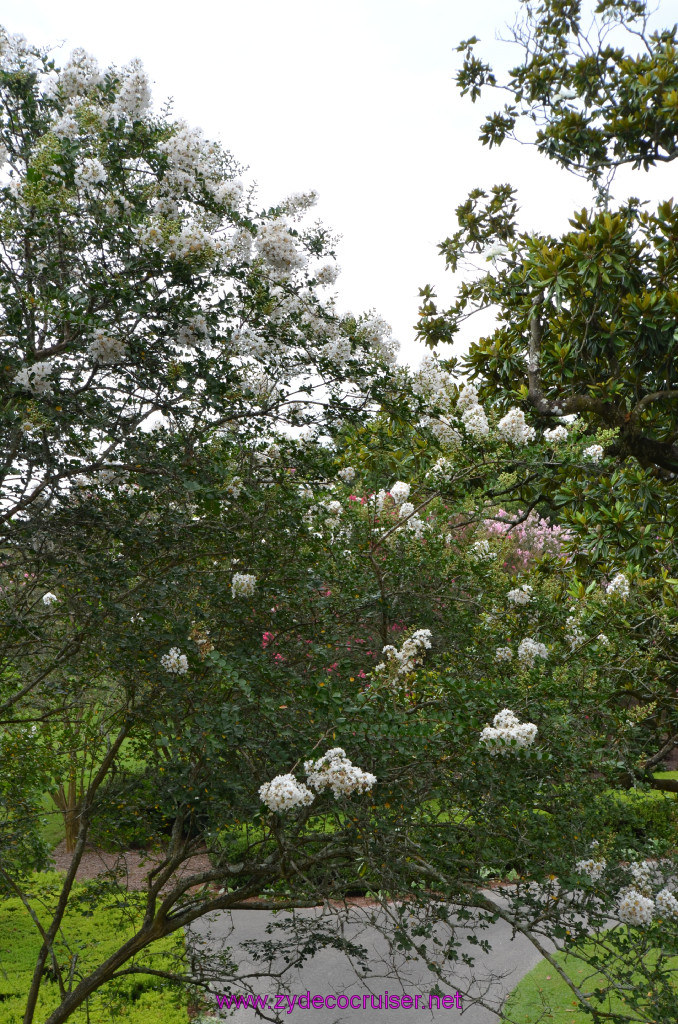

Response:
(1, 11), (677, 1024)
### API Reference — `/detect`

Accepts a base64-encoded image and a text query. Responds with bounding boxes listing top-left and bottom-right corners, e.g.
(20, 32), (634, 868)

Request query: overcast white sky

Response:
(5, 0), (678, 365)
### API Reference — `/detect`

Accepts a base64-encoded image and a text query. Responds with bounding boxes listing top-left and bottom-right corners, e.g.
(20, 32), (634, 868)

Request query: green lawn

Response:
(502, 935), (677, 1024)
(0, 873), (188, 1023)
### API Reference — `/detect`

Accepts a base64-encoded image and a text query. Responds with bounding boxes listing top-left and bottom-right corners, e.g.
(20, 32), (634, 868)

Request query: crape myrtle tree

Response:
(0, 16), (676, 1024)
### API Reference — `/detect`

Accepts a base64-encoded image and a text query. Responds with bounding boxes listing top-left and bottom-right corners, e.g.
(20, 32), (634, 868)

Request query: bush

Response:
(596, 789), (678, 847)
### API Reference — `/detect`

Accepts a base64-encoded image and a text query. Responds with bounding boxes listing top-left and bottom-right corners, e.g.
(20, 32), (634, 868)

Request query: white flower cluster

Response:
(225, 477), (243, 498)
(304, 748), (377, 799)
(355, 317), (397, 365)
(597, 633), (610, 646)
(111, 59), (151, 121)
(472, 539), (496, 561)
(399, 501), (415, 519)
(507, 584), (533, 606)
(564, 614), (585, 651)
(374, 628), (432, 681)
(158, 123), (221, 195)
(87, 329), (127, 365)
(480, 709), (537, 755)
(321, 335), (353, 365)
(255, 219), (306, 274)
(53, 112), (80, 140)
(258, 773), (314, 812)
(426, 456), (456, 483)
(177, 314), (209, 348)
(259, 748), (376, 812)
(208, 179), (244, 209)
(338, 466), (355, 483)
(617, 888), (656, 927)
(575, 857), (606, 881)
(655, 888), (678, 920)
(390, 480), (410, 505)
(543, 425), (568, 444)
(583, 444), (604, 462)
(74, 157), (107, 192)
(315, 262), (341, 287)
(57, 48), (103, 98)
(517, 637), (548, 669)
(160, 647), (189, 674)
(412, 355), (453, 411)
(494, 646), (513, 662)
(167, 224), (220, 261)
(606, 573), (629, 599)
(42, 592), (58, 606)
(14, 361), (54, 395)
(461, 404), (489, 439)
(456, 383), (479, 412)
(497, 407), (536, 444)
(232, 572), (257, 598)
(422, 417), (462, 447)
(281, 190), (319, 216)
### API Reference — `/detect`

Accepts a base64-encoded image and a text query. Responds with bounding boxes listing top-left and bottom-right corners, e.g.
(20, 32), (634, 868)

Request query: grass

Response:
(0, 872), (188, 1023)
(502, 935), (677, 1024)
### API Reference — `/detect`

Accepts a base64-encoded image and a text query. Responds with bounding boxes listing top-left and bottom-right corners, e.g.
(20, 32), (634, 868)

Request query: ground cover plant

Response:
(1, 2), (678, 1022)
(0, 873), (187, 1023)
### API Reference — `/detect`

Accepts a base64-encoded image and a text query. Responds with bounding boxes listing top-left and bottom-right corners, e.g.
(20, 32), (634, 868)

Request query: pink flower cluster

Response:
(482, 509), (571, 569)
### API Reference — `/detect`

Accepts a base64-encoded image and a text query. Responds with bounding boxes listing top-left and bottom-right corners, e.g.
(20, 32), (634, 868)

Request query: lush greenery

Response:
(0, 874), (187, 1023)
(1, 2), (678, 1023)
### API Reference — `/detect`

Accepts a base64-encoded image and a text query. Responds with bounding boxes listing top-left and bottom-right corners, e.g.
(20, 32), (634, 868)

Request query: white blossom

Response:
(259, 773), (314, 812)
(111, 59), (151, 121)
(565, 614), (585, 651)
(461, 403), (489, 438)
(338, 467), (355, 483)
(655, 888), (678, 920)
(544, 425), (568, 444)
(390, 481), (411, 505)
(412, 355), (453, 411)
(321, 335), (353, 364)
(480, 709), (537, 755)
(232, 573), (256, 598)
(373, 629), (432, 682)
(14, 361), (54, 395)
(208, 179), (244, 208)
(497, 407), (536, 444)
(606, 573), (630, 599)
(485, 242), (509, 262)
(472, 539), (497, 561)
(304, 748), (376, 799)
(177, 314), (210, 348)
(359, 315), (399, 365)
(225, 477), (243, 498)
(456, 383), (479, 413)
(57, 48), (102, 98)
(617, 888), (655, 927)
(74, 158), (107, 192)
(596, 633), (610, 646)
(583, 444), (604, 462)
(255, 219), (306, 274)
(315, 262), (341, 287)
(160, 647), (189, 675)
(52, 112), (80, 140)
(399, 501), (415, 519)
(517, 637), (548, 668)
(87, 329), (127, 365)
(495, 646), (513, 663)
(507, 585), (533, 606)
(42, 592), (58, 606)
(575, 858), (606, 881)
